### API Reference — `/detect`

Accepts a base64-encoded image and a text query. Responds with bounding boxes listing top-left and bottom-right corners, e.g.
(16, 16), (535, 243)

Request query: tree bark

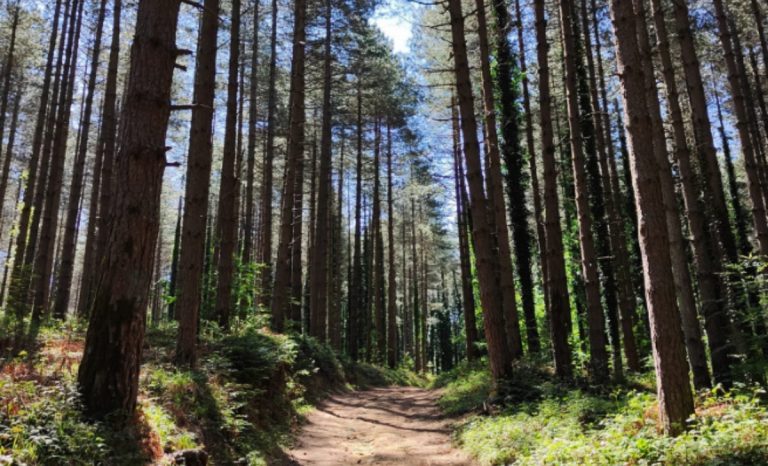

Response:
(271, 0), (306, 331)
(559, 0), (608, 384)
(214, 0), (241, 331)
(77, 0), (182, 422)
(175, 0), (219, 366)
(609, 0), (694, 435)
(52, 0), (108, 319)
(447, 0), (512, 382)
(474, 0), (523, 359)
(534, 0), (572, 379)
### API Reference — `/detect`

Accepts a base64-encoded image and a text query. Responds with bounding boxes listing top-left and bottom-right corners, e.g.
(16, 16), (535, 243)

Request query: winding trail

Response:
(286, 387), (475, 465)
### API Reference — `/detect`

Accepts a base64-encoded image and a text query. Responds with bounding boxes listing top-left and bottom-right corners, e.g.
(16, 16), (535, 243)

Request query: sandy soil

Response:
(285, 387), (475, 465)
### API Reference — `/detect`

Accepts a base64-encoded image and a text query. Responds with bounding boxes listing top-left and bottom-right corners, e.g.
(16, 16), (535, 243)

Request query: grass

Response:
(435, 360), (768, 465)
(0, 319), (424, 465)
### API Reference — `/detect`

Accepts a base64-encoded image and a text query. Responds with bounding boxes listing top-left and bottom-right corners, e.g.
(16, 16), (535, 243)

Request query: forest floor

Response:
(286, 387), (474, 465)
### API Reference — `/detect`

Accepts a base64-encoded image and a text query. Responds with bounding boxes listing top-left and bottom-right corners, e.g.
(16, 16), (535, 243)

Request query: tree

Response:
(176, 0), (220, 366)
(52, 0), (108, 319)
(559, 0), (608, 384)
(609, 0), (694, 434)
(534, 0), (572, 379)
(447, 0), (513, 382)
(78, 0), (183, 421)
(215, 0), (241, 331)
(271, 0), (306, 331)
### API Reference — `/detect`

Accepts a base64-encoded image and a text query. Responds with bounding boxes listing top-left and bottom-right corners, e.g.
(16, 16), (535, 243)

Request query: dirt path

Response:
(286, 387), (475, 465)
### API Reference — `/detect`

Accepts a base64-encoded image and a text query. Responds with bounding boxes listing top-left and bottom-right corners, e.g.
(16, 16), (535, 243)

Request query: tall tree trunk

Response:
(447, 0), (513, 382)
(577, 0), (622, 381)
(474, 0), (523, 358)
(559, 0), (608, 384)
(633, 0), (710, 389)
(80, 0), (122, 318)
(31, 0), (85, 326)
(0, 7), (19, 220)
(712, 0), (768, 257)
(77, 0), (182, 422)
(52, 0), (108, 319)
(309, 0), (332, 341)
(258, 0), (278, 307)
(242, 0), (260, 268)
(609, 0), (694, 435)
(386, 123), (398, 368)
(514, 0), (548, 333)
(671, 0), (738, 264)
(373, 119), (386, 361)
(271, 0), (305, 331)
(452, 98), (479, 361)
(535, 0), (572, 379)
(490, 0), (537, 355)
(653, 0), (733, 386)
(591, 0), (640, 373)
(175, 0), (219, 366)
(214, 0), (241, 331)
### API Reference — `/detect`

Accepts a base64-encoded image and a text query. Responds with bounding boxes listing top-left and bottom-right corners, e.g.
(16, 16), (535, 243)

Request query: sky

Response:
(371, 8), (413, 54)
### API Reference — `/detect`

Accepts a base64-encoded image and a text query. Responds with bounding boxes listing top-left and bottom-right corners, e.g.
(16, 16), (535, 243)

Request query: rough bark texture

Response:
(535, 0), (572, 379)
(447, 0), (512, 381)
(633, 0), (710, 389)
(652, 0), (732, 387)
(214, 0), (241, 331)
(452, 98), (479, 362)
(271, 0), (306, 331)
(52, 0), (107, 319)
(309, 0), (332, 341)
(77, 0), (182, 421)
(490, 0), (537, 354)
(475, 0), (523, 358)
(175, 0), (219, 366)
(609, 0), (694, 435)
(559, 0), (608, 384)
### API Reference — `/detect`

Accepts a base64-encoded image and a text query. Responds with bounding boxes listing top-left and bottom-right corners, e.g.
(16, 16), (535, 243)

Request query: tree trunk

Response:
(474, 0), (523, 359)
(633, 0), (710, 389)
(609, 0), (694, 435)
(373, 119), (386, 361)
(271, 0), (305, 331)
(712, 0), (768, 257)
(242, 0), (260, 268)
(175, 0), (219, 366)
(386, 123), (398, 368)
(77, 0), (182, 422)
(214, 0), (241, 331)
(514, 0), (548, 334)
(535, 0), (572, 379)
(559, 0), (608, 384)
(447, 0), (512, 382)
(79, 0), (123, 318)
(652, 0), (733, 386)
(258, 0), (278, 307)
(52, 0), (108, 319)
(309, 0), (332, 341)
(489, 0), (536, 355)
(31, 0), (85, 326)
(0, 7), (19, 221)
(452, 98), (479, 361)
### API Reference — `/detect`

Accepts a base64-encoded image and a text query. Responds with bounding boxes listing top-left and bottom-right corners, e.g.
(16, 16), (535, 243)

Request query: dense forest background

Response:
(1, 0), (768, 463)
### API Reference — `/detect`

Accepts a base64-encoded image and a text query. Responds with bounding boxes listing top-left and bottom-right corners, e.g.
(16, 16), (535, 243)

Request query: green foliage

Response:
(441, 366), (768, 465)
(0, 380), (109, 464)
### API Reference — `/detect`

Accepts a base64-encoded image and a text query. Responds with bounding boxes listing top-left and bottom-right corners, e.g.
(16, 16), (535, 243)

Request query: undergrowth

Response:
(0, 318), (424, 465)
(436, 360), (768, 465)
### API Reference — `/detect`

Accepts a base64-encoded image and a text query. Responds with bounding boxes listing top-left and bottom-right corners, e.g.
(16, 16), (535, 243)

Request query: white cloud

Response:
(372, 15), (412, 54)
